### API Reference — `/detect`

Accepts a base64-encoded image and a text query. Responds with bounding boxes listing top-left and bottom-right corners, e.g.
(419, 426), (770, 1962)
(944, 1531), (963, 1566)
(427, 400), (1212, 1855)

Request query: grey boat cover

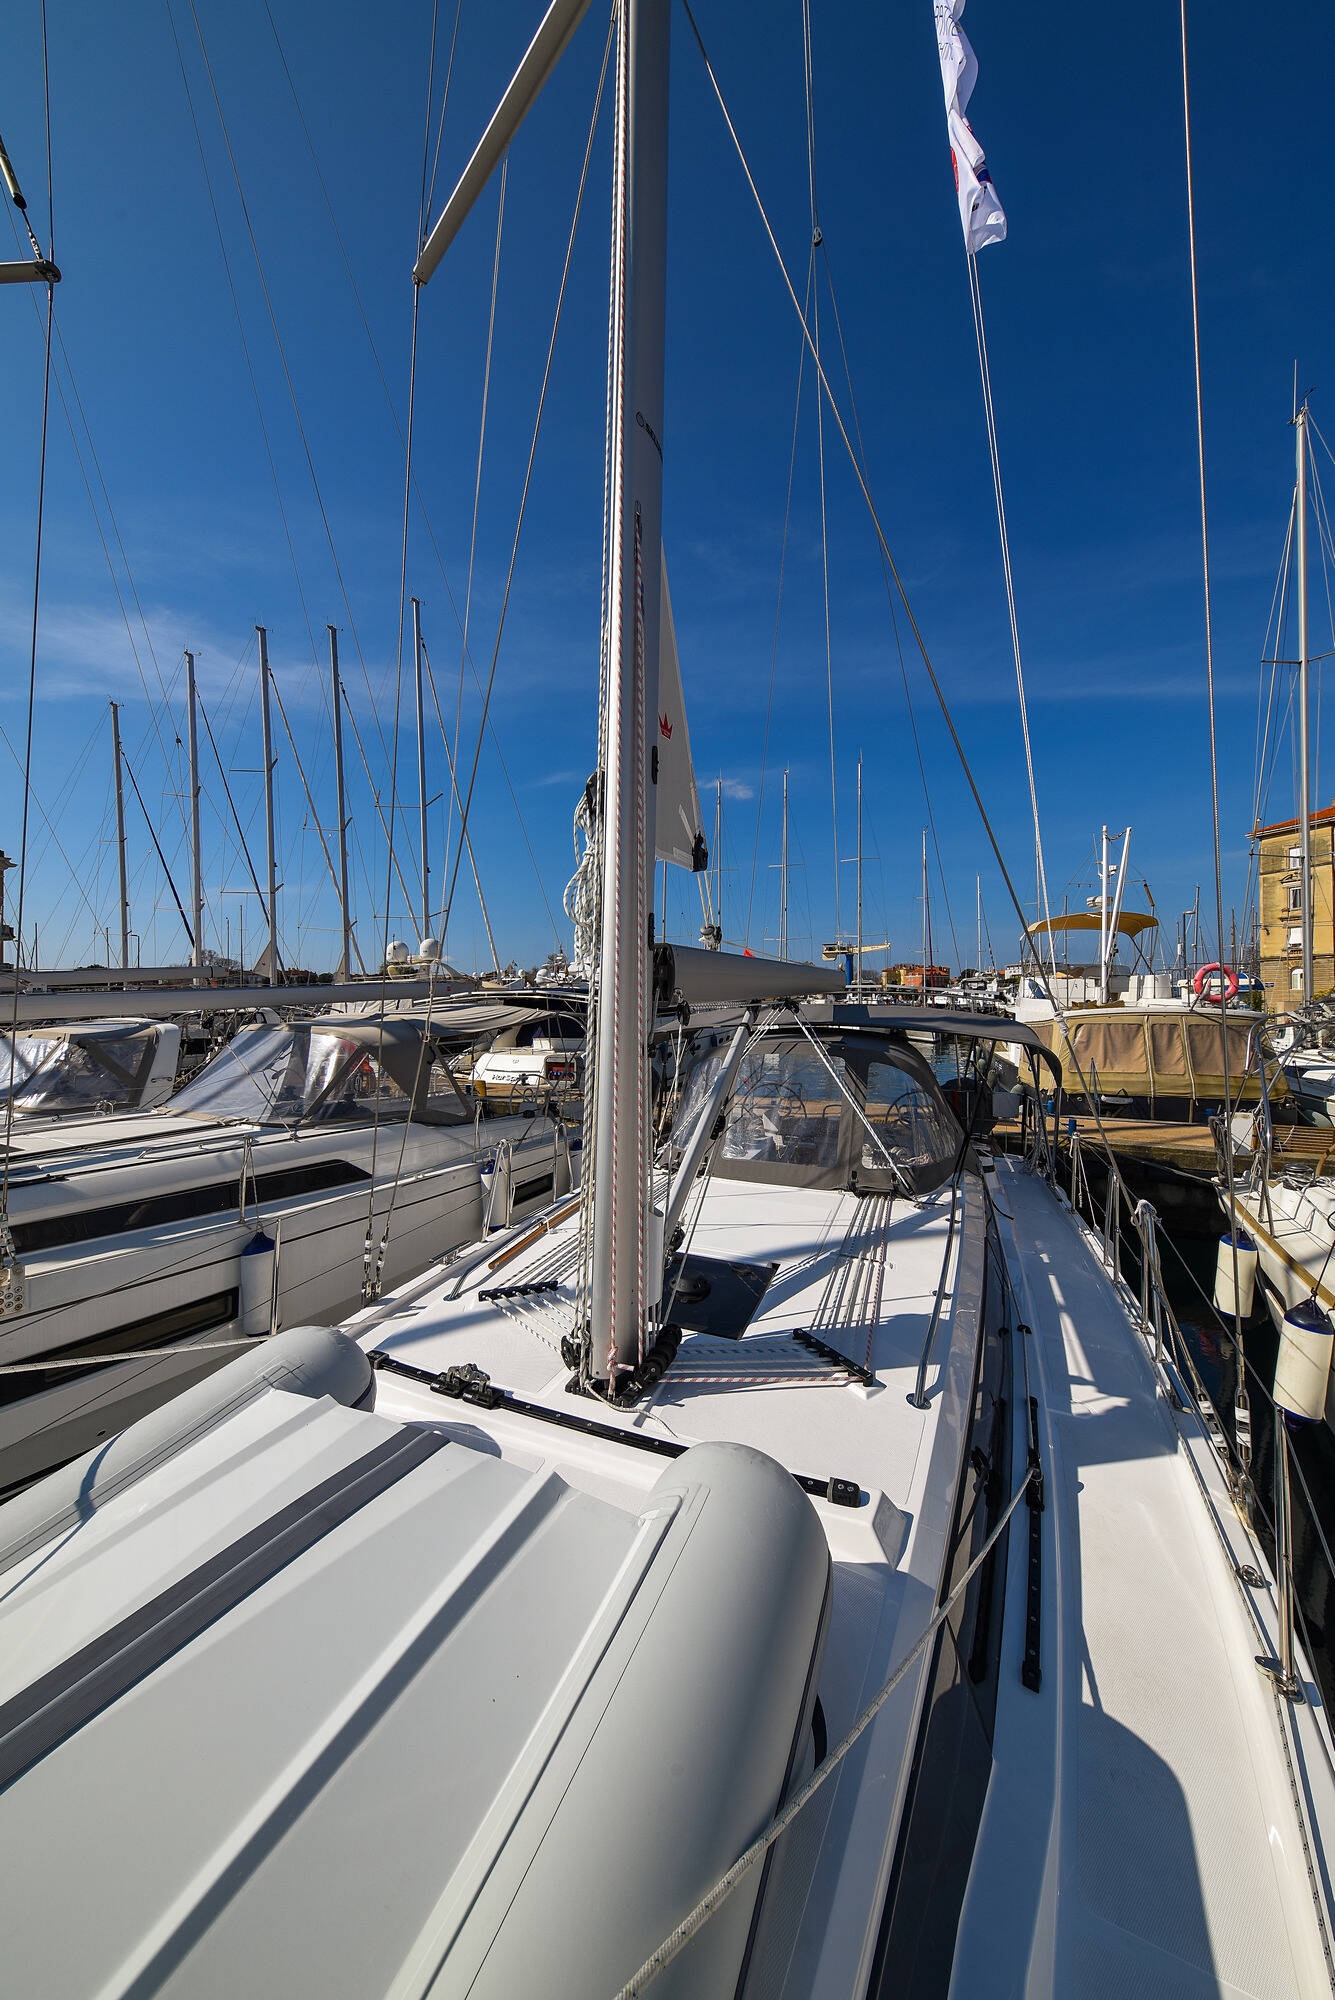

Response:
(0, 1327), (829, 1999)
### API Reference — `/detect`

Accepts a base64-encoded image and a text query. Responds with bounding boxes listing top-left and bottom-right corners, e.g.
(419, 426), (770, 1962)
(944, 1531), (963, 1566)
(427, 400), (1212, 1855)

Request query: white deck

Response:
(957, 1156), (1335, 1999)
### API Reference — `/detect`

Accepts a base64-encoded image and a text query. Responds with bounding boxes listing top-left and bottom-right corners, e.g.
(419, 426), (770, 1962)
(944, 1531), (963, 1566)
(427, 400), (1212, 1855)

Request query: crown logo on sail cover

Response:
(659, 713), (673, 739)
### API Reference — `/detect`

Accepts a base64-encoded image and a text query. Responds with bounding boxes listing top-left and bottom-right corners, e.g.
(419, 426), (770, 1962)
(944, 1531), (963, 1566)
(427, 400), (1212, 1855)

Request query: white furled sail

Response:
(654, 556), (708, 873)
(933, 0), (1007, 254)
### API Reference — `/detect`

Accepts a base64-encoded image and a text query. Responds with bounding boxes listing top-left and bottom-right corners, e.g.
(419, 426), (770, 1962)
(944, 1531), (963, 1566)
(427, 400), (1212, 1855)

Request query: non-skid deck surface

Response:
(974, 1159), (1324, 1998)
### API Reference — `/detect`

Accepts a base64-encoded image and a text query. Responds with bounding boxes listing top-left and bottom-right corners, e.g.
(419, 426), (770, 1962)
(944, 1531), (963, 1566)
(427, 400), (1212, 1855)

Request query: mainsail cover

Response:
(655, 559), (708, 873)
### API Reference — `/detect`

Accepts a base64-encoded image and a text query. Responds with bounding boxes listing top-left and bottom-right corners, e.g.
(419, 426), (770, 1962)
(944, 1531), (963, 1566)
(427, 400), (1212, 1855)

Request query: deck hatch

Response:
(0, 1425), (446, 1795)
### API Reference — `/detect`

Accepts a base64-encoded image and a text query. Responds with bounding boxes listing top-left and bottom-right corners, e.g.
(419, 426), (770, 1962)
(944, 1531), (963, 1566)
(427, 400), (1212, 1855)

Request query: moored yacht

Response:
(0, 1003), (572, 1487)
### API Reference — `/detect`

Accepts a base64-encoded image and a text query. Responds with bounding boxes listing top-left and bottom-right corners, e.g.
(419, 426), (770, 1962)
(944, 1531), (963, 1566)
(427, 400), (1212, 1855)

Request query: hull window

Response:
(0, 1287), (240, 1409)
(11, 1159), (369, 1257)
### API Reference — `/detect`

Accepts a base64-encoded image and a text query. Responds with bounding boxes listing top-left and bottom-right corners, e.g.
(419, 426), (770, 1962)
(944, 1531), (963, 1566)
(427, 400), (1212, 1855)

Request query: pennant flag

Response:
(933, 0), (1007, 254)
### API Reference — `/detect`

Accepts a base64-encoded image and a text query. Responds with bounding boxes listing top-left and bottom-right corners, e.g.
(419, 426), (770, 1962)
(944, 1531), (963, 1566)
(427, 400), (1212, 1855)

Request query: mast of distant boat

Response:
(855, 752), (864, 993)
(185, 651), (203, 978)
(412, 597), (430, 946)
(780, 768), (789, 961)
(110, 701), (130, 970)
(1297, 397), (1314, 1002)
(921, 829), (929, 987)
(328, 626), (352, 980)
(256, 626), (279, 986)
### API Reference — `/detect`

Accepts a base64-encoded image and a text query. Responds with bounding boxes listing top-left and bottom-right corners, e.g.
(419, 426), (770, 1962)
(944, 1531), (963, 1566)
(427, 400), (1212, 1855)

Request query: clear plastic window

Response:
(862, 1058), (961, 1173)
(722, 1046), (845, 1171)
(308, 1045), (410, 1123)
(4, 1030), (148, 1112)
(167, 1025), (393, 1125)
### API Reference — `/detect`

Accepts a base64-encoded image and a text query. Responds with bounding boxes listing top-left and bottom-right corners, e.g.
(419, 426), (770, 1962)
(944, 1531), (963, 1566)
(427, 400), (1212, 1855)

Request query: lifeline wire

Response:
(613, 1457), (1037, 1998)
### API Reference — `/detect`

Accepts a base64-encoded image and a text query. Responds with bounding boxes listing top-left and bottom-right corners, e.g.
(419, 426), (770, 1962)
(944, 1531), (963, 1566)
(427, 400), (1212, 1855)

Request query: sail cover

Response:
(655, 560), (708, 873)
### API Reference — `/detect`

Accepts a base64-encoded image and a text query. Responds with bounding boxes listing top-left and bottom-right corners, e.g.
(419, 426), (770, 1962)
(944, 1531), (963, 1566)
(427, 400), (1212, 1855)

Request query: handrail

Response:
(910, 1181), (960, 1410)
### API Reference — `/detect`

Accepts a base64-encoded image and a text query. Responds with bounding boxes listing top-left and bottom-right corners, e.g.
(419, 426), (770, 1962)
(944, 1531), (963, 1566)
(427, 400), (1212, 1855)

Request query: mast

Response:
(855, 752), (864, 993)
(110, 700), (130, 971)
(713, 778), (722, 941)
(921, 829), (928, 987)
(412, 596), (430, 942)
(328, 625), (352, 981)
(256, 626), (278, 986)
(780, 767), (789, 962)
(589, 0), (670, 1386)
(1099, 823), (1110, 1004)
(185, 651), (203, 975)
(1298, 400), (1314, 1003)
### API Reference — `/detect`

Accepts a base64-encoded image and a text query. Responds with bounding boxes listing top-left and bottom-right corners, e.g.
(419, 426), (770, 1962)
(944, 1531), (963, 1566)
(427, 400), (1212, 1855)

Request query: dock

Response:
(994, 1113), (1335, 1180)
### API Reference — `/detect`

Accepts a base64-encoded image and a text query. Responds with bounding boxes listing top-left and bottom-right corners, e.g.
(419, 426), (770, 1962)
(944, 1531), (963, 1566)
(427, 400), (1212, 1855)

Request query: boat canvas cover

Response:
(1031, 1008), (1284, 1105)
(654, 558), (707, 873)
(0, 1329), (829, 2000)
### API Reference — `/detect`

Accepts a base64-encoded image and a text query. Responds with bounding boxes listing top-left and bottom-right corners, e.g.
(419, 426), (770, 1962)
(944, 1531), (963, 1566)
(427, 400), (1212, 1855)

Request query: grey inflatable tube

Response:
(0, 1324), (369, 1579)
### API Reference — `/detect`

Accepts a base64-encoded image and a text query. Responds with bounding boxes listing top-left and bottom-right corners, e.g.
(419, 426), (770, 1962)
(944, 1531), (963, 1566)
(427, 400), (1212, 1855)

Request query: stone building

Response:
(1254, 803), (1335, 1004)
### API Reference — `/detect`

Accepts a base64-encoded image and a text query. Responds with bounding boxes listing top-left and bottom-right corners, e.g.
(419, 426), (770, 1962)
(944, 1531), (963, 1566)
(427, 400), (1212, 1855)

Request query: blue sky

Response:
(2, 0), (1333, 976)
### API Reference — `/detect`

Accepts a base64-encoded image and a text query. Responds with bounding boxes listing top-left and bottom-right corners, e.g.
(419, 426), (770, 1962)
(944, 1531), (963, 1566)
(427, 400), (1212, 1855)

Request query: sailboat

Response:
(1, 6), (1332, 1996)
(1216, 400), (1335, 1417)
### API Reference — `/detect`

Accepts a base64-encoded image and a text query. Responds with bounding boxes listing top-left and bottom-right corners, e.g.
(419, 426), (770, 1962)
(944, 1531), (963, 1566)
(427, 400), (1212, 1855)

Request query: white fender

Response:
(481, 1144), (514, 1231)
(1274, 1297), (1334, 1423)
(1212, 1231), (1257, 1320)
(239, 1226), (277, 1338)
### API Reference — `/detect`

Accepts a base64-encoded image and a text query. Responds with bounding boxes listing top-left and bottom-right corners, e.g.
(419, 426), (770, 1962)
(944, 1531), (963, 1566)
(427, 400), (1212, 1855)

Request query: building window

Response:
(1289, 883), (1304, 911)
(1290, 845), (1304, 869)
(1293, 968), (1305, 991)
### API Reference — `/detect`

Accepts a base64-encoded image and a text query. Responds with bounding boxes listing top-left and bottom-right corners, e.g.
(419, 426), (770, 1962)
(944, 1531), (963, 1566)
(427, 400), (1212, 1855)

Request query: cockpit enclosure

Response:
(164, 1018), (472, 1129)
(0, 1021), (169, 1116)
(672, 1024), (965, 1198)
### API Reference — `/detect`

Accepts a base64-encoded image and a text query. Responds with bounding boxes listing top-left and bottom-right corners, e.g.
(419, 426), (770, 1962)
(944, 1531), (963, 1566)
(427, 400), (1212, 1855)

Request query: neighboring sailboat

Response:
(0, 8), (1332, 1999)
(0, 999), (571, 1488)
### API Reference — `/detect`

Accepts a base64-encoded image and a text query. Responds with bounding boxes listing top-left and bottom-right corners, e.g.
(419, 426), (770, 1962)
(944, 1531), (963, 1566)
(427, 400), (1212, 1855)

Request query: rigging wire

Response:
(2, 5), (55, 1225)
(437, 13), (616, 948)
(800, 0), (839, 939)
(2, 207), (187, 807)
(1179, 0), (1249, 1471)
(678, 0), (1042, 981)
(361, 3), (445, 1301)
(446, 159), (508, 912)
(816, 242), (963, 970)
(964, 249), (1055, 964)
(263, 0), (567, 946)
(184, 0), (405, 794)
(743, 258), (810, 948)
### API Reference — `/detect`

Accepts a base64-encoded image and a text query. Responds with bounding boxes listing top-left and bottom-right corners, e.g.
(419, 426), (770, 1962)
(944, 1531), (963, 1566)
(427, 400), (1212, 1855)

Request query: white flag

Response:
(934, 0), (1007, 254)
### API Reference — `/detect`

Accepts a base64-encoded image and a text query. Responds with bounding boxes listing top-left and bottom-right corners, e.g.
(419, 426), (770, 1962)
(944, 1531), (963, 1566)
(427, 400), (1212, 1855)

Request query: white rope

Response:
(611, 1459), (1037, 1999)
(565, 786), (601, 977)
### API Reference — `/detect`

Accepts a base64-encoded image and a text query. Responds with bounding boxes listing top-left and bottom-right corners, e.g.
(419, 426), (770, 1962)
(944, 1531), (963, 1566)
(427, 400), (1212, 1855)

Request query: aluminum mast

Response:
(855, 752), (864, 993)
(411, 597), (430, 943)
(1298, 400), (1314, 1003)
(185, 651), (203, 977)
(587, 0), (671, 1383)
(328, 626), (352, 981)
(256, 626), (279, 986)
(110, 701), (129, 971)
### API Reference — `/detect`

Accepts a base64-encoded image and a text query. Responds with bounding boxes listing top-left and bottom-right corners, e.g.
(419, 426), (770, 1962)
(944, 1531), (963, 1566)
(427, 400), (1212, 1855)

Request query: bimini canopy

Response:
(1028, 1007), (1284, 1107)
(1027, 911), (1157, 939)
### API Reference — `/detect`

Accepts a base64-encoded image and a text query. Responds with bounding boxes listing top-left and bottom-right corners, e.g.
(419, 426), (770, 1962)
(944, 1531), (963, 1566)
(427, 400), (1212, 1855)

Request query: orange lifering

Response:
(1193, 962), (1239, 1002)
